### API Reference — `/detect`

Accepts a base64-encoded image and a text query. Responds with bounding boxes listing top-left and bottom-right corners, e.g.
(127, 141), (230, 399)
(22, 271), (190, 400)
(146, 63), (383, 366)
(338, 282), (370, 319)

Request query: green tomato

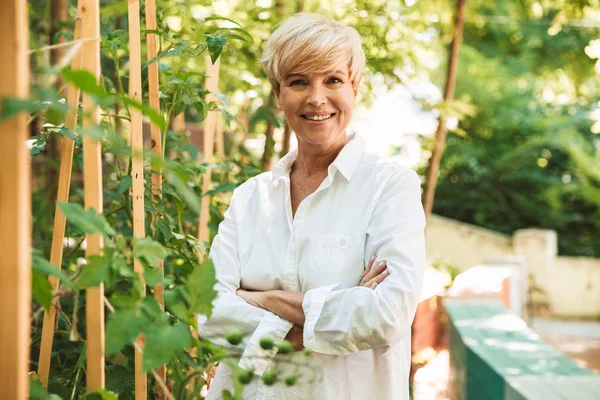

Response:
(284, 375), (298, 386)
(225, 329), (243, 345)
(277, 340), (293, 354)
(262, 372), (277, 386)
(237, 369), (254, 385)
(259, 336), (274, 350)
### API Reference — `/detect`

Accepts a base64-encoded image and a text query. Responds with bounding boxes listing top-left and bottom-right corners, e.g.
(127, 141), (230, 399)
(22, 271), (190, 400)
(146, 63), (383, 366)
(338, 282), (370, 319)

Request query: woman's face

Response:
(275, 63), (357, 148)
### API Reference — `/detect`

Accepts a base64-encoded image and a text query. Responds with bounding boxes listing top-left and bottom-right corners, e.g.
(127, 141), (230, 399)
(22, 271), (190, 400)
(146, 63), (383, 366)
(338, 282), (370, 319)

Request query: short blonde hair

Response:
(261, 13), (366, 92)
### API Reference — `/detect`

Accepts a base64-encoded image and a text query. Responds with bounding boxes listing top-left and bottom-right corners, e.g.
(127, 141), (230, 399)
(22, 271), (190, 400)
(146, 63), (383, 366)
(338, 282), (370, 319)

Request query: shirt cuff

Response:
(302, 284), (340, 352)
(238, 312), (293, 376)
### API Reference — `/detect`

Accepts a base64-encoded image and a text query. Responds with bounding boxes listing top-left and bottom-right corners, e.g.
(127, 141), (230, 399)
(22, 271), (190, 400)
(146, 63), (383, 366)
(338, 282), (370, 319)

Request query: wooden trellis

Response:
(198, 56), (222, 243)
(0, 1), (31, 398)
(8, 0), (220, 395)
(79, 0), (106, 390)
(35, 0), (169, 396)
(38, 15), (84, 389)
(128, 0), (148, 397)
(145, 0), (168, 395)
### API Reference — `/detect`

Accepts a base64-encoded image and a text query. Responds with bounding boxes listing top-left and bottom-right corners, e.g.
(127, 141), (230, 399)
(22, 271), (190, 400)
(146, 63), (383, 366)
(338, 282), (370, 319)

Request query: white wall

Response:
(426, 214), (513, 271)
(426, 215), (600, 318)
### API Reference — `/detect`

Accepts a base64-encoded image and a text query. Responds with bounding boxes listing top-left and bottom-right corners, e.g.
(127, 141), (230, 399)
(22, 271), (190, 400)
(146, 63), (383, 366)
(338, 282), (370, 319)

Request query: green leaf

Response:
(204, 183), (238, 196)
(57, 126), (79, 142)
(182, 143), (199, 159)
(143, 323), (191, 371)
(58, 202), (115, 236)
(143, 41), (190, 70)
(144, 267), (165, 287)
(164, 288), (190, 321)
(61, 68), (115, 106)
(121, 96), (167, 131)
(185, 258), (217, 318)
(205, 34), (227, 63)
(118, 175), (132, 194)
(83, 389), (119, 400)
(30, 376), (63, 399)
(0, 97), (44, 121)
(77, 255), (111, 288)
(157, 219), (172, 241)
(134, 237), (167, 267)
(105, 306), (150, 355)
(32, 270), (53, 311)
(32, 250), (75, 290)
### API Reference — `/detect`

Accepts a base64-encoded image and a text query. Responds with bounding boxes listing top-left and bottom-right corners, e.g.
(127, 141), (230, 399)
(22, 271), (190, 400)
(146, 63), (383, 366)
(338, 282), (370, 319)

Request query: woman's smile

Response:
(301, 113), (336, 122)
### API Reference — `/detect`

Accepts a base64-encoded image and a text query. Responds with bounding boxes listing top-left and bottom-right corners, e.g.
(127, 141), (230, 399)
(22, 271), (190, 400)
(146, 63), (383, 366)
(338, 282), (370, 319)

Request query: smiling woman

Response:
(198, 13), (426, 400)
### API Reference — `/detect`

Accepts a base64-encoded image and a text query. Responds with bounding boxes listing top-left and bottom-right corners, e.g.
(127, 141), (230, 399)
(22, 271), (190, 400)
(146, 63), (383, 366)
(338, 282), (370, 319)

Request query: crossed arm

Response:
(236, 256), (390, 348)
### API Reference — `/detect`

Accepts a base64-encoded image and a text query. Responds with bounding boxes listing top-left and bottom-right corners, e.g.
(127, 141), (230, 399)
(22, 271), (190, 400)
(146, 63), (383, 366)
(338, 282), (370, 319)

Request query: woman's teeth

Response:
(304, 114), (333, 121)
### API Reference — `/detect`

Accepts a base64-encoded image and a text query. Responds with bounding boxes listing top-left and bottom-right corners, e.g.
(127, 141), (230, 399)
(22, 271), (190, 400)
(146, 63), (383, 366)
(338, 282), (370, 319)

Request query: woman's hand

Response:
(284, 324), (304, 351)
(359, 256), (389, 289)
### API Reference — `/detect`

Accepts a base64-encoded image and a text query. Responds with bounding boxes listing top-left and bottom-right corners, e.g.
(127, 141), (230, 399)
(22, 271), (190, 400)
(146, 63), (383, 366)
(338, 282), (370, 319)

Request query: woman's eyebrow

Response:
(285, 73), (306, 79)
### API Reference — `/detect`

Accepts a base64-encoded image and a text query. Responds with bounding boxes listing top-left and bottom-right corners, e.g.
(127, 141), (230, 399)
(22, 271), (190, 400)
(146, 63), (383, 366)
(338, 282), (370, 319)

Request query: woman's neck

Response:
(293, 134), (349, 176)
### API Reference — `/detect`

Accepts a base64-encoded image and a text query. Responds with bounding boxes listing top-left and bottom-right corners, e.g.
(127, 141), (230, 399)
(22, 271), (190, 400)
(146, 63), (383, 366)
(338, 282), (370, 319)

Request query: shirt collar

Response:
(271, 133), (365, 185)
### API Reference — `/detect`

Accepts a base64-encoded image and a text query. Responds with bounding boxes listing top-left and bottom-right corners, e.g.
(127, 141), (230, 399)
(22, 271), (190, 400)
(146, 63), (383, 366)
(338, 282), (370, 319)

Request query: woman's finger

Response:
(362, 255), (376, 278)
(360, 256), (377, 285)
(361, 261), (386, 285)
(365, 269), (390, 288)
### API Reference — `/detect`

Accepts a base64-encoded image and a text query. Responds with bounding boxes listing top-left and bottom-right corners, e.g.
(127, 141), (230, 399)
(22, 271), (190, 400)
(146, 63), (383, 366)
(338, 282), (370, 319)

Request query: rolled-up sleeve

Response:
(198, 187), (292, 374)
(302, 169), (425, 355)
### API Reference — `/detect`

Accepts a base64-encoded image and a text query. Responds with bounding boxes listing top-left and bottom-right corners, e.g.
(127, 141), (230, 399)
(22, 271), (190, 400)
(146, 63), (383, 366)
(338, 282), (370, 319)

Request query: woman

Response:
(199, 13), (425, 400)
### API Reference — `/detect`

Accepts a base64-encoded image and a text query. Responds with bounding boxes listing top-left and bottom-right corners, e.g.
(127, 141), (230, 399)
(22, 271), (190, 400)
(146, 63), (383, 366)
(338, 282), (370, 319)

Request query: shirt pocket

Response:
(310, 233), (366, 288)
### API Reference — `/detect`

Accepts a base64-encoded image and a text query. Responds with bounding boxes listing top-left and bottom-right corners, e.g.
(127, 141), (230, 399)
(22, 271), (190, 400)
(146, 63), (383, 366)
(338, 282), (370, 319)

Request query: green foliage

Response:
(430, 0), (600, 256)
(21, 5), (267, 398)
(83, 389), (119, 400)
(30, 376), (62, 400)
(58, 202), (116, 236)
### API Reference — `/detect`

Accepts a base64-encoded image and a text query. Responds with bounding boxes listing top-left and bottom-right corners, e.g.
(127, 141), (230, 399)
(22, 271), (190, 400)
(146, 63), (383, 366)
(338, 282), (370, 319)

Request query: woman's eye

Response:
(328, 77), (342, 84)
(290, 79), (306, 86)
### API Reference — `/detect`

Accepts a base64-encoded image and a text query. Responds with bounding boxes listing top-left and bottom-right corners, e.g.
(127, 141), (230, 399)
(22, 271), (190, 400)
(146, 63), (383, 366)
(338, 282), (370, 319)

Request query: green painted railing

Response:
(445, 299), (600, 400)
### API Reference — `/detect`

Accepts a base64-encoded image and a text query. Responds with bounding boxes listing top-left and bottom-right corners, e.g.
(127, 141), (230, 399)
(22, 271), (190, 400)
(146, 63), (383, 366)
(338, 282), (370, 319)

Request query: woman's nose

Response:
(307, 84), (326, 106)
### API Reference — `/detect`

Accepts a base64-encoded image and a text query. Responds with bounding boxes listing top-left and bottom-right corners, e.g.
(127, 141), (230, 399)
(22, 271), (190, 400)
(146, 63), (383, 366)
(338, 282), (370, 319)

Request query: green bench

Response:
(445, 299), (600, 400)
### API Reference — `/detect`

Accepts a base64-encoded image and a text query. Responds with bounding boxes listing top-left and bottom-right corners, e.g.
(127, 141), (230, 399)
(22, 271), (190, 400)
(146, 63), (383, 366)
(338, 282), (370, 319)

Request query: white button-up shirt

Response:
(199, 134), (426, 400)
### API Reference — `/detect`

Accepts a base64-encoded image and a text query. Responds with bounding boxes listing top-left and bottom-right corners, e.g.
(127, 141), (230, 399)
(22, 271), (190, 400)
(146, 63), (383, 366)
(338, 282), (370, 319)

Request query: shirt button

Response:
(340, 238), (348, 247)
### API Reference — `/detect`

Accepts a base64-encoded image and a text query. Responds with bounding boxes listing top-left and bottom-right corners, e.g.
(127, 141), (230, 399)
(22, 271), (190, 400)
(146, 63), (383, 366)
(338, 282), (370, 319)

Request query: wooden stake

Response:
(0, 1), (30, 398)
(145, 0), (167, 394)
(38, 15), (84, 389)
(197, 56), (220, 243)
(79, 0), (105, 390)
(128, 0), (147, 398)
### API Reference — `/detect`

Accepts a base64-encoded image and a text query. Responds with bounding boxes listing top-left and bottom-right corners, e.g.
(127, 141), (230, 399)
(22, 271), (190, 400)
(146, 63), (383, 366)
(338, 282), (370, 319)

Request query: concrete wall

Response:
(426, 215), (600, 318)
(426, 214), (513, 271)
(545, 256), (600, 317)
